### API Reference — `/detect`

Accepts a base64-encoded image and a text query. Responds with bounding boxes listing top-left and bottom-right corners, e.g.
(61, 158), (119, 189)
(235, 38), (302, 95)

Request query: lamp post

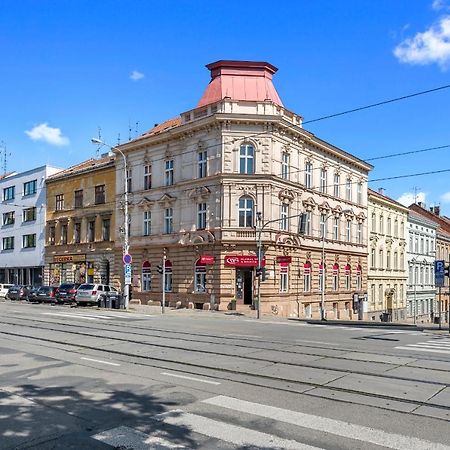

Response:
(91, 138), (129, 310)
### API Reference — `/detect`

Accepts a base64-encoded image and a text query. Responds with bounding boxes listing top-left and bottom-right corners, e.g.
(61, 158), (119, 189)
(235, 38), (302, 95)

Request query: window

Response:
(357, 182), (362, 205)
(164, 261), (173, 292)
(333, 173), (340, 197)
(22, 233), (36, 248)
(379, 215), (384, 234)
(345, 265), (351, 290)
(165, 160), (174, 186)
(61, 224), (68, 244)
(305, 211), (312, 236)
(386, 250), (391, 269)
(280, 271), (289, 293)
(49, 226), (56, 245)
(357, 223), (362, 244)
(23, 207), (36, 222)
(319, 262), (325, 292)
(3, 186), (15, 201)
(346, 178), (352, 201)
(378, 284), (383, 305)
(371, 212), (376, 233)
(305, 161), (312, 188)
(346, 220), (352, 242)
(195, 261), (206, 292)
(356, 265), (362, 290)
(74, 190), (83, 208)
(333, 217), (339, 240)
(23, 179), (37, 196)
(3, 211), (14, 225)
(303, 262), (311, 292)
(371, 248), (376, 268)
(394, 219), (398, 237)
(143, 211), (151, 236)
(74, 223), (81, 244)
(370, 284), (376, 306)
(197, 203), (207, 230)
(102, 218), (110, 241)
(379, 249), (384, 269)
(320, 214), (327, 239)
(320, 168), (327, 194)
(55, 194), (64, 211)
(87, 220), (95, 242)
(142, 261), (151, 292)
(198, 150), (207, 178)
(94, 185), (105, 204)
(239, 144), (254, 174)
(280, 203), (289, 231)
(332, 264), (339, 291)
(2, 236), (14, 250)
(281, 152), (290, 180)
(394, 251), (398, 270)
(126, 168), (132, 193)
(164, 208), (173, 234)
(238, 196), (254, 228)
(386, 217), (391, 235)
(144, 164), (152, 190)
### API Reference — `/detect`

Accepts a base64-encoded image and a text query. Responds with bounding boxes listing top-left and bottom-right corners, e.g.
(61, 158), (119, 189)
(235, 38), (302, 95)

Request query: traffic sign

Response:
(123, 253), (132, 265)
(124, 263), (132, 284)
(435, 260), (445, 287)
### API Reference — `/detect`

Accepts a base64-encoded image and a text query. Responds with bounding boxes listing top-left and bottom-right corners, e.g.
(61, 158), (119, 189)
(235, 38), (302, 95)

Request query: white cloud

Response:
(432, 0), (446, 11)
(397, 191), (426, 206)
(130, 70), (145, 81)
(25, 123), (69, 146)
(393, 15), (450, 69)
(440, 191), (450, 202)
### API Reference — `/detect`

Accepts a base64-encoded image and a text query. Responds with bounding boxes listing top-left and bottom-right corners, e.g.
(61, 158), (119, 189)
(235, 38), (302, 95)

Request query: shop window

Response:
(195, 260), (206, 292)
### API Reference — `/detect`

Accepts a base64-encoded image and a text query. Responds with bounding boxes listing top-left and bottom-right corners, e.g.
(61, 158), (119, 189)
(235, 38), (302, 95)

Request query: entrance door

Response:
(236, 269), (253, 305)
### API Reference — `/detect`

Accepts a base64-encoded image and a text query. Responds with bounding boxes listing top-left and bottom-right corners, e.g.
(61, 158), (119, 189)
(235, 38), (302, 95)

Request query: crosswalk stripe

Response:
(395, 346), (450, 355)
(159, 410), (321, 449)
(202, 395), (450, 450)
(41, 312), (106, 321)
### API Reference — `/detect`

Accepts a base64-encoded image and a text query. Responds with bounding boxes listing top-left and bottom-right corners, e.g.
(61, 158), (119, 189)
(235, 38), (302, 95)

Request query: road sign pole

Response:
(162, 249), (166, 314)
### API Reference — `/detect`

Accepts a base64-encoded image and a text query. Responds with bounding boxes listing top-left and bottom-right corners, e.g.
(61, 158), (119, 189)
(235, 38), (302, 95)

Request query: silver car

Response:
(75, 283), (118, 305)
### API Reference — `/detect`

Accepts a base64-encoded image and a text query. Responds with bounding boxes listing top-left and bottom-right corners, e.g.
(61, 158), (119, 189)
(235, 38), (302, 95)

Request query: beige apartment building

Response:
(115, 60), (372, 318)
(44, 155), (116, 286)
(367, 188), (408, 321)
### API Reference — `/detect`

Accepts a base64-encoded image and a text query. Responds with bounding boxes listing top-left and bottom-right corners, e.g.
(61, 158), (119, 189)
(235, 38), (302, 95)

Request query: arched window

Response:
(344, 264), (351, 290)
(141, 261), (151, 292)
(303, 261), (312, 292)
(239, 144), (254, 174)
(356, 264), (362, 290)
(195, 260), (206, 293)
(238, 196), (254, 227)
(332, 263), (339, 291)
(164, 260), (173, 292)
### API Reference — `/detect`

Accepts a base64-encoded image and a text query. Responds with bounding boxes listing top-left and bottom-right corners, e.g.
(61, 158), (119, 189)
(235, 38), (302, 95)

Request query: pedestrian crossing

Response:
(91, 395), (450, 450)
(395, 337), (450, 355)
(41, 311), (152, 321)
(308, 324), (422, 335)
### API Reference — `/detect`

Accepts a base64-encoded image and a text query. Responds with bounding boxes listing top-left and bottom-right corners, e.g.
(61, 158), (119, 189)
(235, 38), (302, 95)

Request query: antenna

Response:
(412, 186), (421, 204)
(117, 133), (121, 146)
(0, 141), (10, 175)
(128, 120), (132, 141)
(135, 121), (139, 138)
(96, 127), (102, 158)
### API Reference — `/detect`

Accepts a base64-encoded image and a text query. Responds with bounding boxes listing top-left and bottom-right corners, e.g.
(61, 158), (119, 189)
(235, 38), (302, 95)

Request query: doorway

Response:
(236, 269), (253, 305)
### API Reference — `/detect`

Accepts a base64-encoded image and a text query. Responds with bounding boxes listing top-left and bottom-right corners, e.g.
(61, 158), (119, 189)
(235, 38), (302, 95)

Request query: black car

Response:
(35, 286), (58, 303)
(56, 283), (80, 304)
(27, 286), (41, 302)
(7, 285), (30, 300)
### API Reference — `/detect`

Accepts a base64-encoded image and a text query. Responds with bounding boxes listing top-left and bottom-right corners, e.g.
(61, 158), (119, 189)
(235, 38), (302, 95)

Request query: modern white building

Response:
(406, 211), (437, 323)
(0, 165), (62, 285)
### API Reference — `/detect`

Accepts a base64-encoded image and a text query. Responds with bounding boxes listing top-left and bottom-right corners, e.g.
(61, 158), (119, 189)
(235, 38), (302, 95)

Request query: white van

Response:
(0, 284), (14, 298)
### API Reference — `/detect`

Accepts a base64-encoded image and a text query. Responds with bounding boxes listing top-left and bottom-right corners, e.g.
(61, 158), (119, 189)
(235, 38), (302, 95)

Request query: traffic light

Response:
(157, 264), (163, 274)
(445, 266), (450, 277)
(255, 267), (262, 277)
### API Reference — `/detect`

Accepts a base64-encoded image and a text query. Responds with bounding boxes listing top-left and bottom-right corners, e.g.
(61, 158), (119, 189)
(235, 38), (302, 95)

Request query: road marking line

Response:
(80, 357), (120, 366)
(202, 395), (450, 450)
(296, 339), (340, 346)
(159, 410), (320, 449)
(161, 372), (220, 385)
(42, 312), (106, 321)
(395, 346), (450, 355)
(225, 333), (262, 338)
(93, 425), (185, 449)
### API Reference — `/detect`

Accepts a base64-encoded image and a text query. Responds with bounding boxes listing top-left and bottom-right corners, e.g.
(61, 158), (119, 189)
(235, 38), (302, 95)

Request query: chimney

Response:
(430, 205), (441, 216)
(417, 201), (425, 208)
(378, 188), (385, 195)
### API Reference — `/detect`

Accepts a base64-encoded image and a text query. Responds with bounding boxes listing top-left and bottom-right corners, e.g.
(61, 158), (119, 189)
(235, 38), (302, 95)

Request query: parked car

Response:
(75, 284), (119, 306)
(0, 284), (14, 298)
(27, 286), (41, 302)
(35, 286), (58, 303)
(56, 283), (80, 304)
(7, 285), (30, 300)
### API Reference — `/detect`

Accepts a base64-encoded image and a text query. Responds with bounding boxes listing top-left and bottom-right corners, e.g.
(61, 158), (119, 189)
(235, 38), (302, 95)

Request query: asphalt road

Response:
(1, 300), (449, 449)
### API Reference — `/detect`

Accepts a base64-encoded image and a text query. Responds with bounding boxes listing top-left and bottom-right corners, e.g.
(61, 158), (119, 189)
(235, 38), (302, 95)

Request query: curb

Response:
(287, 318), (427, 331)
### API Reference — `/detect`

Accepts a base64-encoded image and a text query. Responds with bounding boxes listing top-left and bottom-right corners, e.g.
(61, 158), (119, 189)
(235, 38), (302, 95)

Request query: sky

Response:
(1, 0), (450, 213)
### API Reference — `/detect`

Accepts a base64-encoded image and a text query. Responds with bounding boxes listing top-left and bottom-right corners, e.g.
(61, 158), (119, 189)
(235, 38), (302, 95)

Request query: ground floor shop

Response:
(406, 289), (439, 323)
(119, 242), (367, 319)
(0, 266), (43, 286)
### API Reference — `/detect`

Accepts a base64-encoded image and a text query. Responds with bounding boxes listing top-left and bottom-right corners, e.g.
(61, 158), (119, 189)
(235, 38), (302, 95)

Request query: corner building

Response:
(117, 60), (372, 318)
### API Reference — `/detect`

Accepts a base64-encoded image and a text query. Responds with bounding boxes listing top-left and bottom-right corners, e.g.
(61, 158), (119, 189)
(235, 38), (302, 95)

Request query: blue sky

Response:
(1, 0), (450, 212)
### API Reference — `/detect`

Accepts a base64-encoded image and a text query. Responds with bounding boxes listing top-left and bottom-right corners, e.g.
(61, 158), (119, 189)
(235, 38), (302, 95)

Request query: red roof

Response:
(140, 117), (182, 138)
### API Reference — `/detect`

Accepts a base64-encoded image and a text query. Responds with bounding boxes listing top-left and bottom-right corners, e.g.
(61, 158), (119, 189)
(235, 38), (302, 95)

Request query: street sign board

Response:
(123, 253), (132, 265)
(124, 263), (132, 284)
(435, 260), (445, 287)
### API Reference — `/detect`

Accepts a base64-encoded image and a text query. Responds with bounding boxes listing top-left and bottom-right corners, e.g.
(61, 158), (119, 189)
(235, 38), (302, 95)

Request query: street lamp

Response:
(91, 138), (130, 310)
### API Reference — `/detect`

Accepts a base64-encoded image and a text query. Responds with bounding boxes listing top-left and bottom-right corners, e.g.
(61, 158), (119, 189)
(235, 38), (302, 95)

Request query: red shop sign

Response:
(224, 255), (266, 267)
(276, 256), (292, 264)
(199, 255), (215, 265)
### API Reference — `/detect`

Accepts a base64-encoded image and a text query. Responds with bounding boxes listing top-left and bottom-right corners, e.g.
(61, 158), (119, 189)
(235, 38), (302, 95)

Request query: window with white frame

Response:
(333, 172), (340, 197)
(239, 144), (254, 174)
(371, 248), (376, 268)
(164, 208), (173, 234)
(280, 203), (289, 231)
(2, 236), (14, 250)
(55, 194), (64, 211)
(142, 271), (151, 292)
(22, 233), (36, 248)
(333, 217), (339, 240)
(346, 219), (352, 242)
(305, 211), (312, 235)
(357, 222), (362, 244)
(320, 213), (327, 239)
(197, 203), (207, 230)
(238, 196), (254, 227)
(345, 265), (351, 290)
(23, 207), (36, 222)
(387, 217), (392, 235)
(303, 262), (311, 292)
(319, 262), (325, 292)
(379, 249), (384, 269)
(356, 266), (362, 290)
(126, 168), (132, 193)
(380, 215), (384, 234)
(371, 212), (376, 232)
(394, 218), (399, 237)
(332, 264), (339, 291)
(394, 251), (398, 270)
(3, 211), (14, 225)
(165, 160), (174, 186)
(304, 161), (312, 188)
(281, 152), (289, 180)
(357, 182), (363, 205)
(144, 164), (152, 190)
(346, 178), (352, 201)
(320, 168), (327, 194)
(143, 211), (151, 236)
(280, 271), (288, 293)
(3, 186), (15, 201)
(198, 150), (207, 178)
(23, 179), (37, 196)
(387, 250), (391, 269)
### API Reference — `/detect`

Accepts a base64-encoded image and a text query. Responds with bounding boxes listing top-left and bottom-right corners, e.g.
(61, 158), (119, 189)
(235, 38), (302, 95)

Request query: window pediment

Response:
(188, 186), (211, 200)
(136, 196), (155, 208)
(158, 193), (176, 206)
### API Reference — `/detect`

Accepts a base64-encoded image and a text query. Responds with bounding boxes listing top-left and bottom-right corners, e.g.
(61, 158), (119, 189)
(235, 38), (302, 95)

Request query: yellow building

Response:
(44, 155), (117, 287)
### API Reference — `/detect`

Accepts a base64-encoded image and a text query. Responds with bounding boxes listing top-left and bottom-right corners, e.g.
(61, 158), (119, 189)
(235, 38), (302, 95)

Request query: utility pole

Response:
(162, 249), (166, 314)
